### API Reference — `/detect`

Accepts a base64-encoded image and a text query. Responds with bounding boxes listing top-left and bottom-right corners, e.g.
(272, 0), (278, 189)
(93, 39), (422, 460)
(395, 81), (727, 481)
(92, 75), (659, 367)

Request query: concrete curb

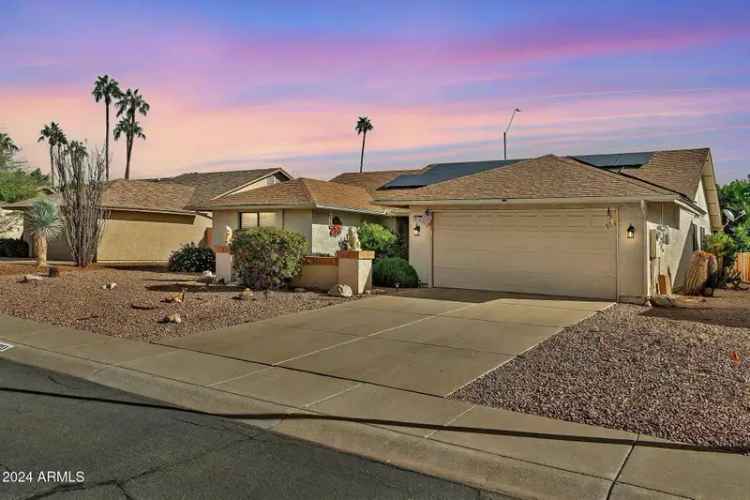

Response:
(3, 342), (611, 499)
(3, 317), (749, 500)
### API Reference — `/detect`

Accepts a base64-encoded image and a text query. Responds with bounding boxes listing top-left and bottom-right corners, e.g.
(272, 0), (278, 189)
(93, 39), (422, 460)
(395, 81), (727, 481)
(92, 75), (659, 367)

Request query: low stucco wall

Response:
(290, 256), (338, 290)
(97, 210), (212, 263)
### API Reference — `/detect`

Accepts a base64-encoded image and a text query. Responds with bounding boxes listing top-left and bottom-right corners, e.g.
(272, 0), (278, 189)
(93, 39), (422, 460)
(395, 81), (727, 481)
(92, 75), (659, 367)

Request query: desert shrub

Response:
(357, 222), (406, 259)
(0, 238), (28, 257)
(230, 227), (306, 289)
(168, 242), (215, 272)
(373, 257), (419, 288)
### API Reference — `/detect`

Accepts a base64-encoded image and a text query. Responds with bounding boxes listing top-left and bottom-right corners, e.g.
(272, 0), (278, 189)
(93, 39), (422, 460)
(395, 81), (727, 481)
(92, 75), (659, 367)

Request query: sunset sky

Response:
(2, 1), (748, 183)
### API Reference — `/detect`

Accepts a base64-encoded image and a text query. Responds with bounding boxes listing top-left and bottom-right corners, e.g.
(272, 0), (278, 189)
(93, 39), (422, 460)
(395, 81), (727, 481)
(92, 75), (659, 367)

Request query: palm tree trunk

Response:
(34, 233), (47, 268)
(49, 147), (55, 188)
(359, 131), (367, 173)
(124, 114), (135, 179)
(105, 103), (110, 181)
(125, 136), (133, 179)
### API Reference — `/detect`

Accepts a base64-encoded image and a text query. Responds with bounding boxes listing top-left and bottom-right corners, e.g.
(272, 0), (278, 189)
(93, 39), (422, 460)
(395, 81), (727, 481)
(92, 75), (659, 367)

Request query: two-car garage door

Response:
(432, 209), (617, 299)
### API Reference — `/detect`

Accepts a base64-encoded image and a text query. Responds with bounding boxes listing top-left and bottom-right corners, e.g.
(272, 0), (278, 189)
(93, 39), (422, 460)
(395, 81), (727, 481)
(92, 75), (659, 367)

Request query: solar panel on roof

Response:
(572, 152), (653, 168)
(381, 151), (655, 190)
(381, 160), (522, 189)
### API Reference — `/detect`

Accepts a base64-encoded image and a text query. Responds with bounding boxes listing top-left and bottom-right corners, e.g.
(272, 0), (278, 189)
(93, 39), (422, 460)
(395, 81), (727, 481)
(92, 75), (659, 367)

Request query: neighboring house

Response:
(2, 168), (291, 263)
(195, 177), (408, 255)
(373, 148), (722, 302)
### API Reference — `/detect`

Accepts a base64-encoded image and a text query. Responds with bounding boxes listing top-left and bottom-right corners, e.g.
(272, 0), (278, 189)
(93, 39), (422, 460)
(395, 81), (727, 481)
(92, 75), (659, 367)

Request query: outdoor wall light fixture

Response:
(627, 224), (636, 239)
(413, 223), (421, 236)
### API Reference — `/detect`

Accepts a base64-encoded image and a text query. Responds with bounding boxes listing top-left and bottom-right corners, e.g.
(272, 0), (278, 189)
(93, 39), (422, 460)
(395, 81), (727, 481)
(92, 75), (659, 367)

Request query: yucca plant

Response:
(25, 199), (62, 267)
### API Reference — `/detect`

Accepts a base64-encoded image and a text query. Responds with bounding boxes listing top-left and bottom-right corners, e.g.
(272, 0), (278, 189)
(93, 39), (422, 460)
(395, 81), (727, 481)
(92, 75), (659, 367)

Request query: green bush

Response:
(704, 231), (736, 259)
(357, 222), (406, 259)
(0, 238), (28, 258)
(230, 227), (307, 289)
(373, 257), (419, 288)
(167, 243), (215, 272)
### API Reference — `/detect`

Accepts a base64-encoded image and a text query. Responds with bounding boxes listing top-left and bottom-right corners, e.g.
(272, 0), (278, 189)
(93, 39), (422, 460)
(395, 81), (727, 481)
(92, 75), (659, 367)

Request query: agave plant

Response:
(25, 199), (62, 267)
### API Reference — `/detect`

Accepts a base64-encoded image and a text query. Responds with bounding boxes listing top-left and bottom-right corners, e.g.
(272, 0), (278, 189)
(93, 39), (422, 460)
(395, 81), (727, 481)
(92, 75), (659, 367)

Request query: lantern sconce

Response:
(626, 224), (636, 239)
(413, 221), (421, 237)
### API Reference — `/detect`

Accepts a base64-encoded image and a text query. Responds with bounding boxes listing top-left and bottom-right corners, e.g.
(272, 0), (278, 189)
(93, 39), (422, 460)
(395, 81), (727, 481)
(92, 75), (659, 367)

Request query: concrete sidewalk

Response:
(1, 314), (748, 500)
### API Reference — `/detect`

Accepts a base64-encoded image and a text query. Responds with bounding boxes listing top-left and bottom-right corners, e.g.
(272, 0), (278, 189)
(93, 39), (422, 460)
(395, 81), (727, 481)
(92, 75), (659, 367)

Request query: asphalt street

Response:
(0, 359), (507, 500)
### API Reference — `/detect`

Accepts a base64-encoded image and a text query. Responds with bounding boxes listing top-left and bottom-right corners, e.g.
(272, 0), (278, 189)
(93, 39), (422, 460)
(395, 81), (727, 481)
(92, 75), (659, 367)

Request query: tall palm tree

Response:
(25, 199), (62, 268)
(355, 116), (373, 173)
(37, 122), (67, 187)
(115, 88), (149, 179)
(92, 75), (122, 181)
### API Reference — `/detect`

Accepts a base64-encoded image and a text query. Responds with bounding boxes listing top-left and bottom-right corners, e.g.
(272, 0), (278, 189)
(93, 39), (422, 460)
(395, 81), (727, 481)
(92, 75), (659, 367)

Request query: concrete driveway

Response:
(160, 291), (611, 397)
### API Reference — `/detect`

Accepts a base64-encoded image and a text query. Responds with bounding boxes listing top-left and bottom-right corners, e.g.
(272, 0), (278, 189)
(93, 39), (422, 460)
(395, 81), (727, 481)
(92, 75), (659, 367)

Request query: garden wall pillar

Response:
(336, 250), (374, 295)
(214, 245), (233, 283)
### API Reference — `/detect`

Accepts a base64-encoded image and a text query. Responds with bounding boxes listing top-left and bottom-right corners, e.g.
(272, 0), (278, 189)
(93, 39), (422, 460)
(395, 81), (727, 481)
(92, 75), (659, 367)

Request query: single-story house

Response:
(3, 167), (291, 263)
(373, 148), (721, 302)
(194, 176), (409, 255)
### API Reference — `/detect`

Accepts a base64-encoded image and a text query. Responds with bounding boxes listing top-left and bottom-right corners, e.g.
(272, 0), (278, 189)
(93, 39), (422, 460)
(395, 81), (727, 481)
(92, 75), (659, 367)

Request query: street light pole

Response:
(503, 108), (521, 160)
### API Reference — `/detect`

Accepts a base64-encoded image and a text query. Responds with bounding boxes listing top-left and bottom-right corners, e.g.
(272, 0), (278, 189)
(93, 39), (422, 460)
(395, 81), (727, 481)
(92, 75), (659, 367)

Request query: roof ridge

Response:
(297, 178), (318, 205)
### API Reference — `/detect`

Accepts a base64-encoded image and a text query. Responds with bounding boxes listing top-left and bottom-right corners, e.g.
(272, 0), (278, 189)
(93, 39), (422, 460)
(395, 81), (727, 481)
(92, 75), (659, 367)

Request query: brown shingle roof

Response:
(166, 168), (290, 205)
(1, 181), (197, 214)
(375, 155), (675, 203)
(615, 148), (709, 198)
(329, 169), (422, 195)
(199, 178), (389, 214)
(102, 180), (197, 213)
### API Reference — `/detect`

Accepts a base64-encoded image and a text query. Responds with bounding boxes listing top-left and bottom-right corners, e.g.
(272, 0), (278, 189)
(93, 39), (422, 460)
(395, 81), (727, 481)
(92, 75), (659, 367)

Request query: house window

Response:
(699, 227), (706, 250)
(239, 212), (280, 229)
(691, 222), (699, 251)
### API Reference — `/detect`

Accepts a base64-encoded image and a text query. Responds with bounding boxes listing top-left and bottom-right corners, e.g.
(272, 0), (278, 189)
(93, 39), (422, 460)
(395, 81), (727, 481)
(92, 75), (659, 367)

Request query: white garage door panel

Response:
(433, 210), (616, 299)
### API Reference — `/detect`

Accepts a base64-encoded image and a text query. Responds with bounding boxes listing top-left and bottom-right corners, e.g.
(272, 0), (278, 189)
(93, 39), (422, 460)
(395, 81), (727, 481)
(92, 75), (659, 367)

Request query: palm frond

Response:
(25, 199), (63, 237)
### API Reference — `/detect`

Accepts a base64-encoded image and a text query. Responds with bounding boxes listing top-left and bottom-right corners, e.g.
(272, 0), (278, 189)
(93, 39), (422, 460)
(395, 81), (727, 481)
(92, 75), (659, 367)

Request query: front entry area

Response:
(432, 209), (618, 300)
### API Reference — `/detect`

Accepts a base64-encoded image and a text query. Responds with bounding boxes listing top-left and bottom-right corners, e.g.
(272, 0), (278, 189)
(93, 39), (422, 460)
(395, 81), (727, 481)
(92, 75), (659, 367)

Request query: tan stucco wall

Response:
(283, 210), (313, 252)
(290, 259), (338, 290)
(646, 179), (712, 293)
(618, 203), (647, 301)
(97, 210), (212, 263)
(407, 202), (649, 300)
(210, 207), (396, 257)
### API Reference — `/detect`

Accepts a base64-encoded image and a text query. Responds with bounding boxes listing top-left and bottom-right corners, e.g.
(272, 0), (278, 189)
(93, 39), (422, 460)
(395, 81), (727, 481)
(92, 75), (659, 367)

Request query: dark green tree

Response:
(37, 122), (67, 187)
(114, 88), (149, 179)
(0, 132), (21, 170)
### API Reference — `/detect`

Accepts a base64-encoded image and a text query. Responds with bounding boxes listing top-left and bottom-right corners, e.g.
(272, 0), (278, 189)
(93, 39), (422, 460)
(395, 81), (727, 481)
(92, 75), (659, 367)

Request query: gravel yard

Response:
(451, 290), (750, 453)
(0, 268), (357, 342)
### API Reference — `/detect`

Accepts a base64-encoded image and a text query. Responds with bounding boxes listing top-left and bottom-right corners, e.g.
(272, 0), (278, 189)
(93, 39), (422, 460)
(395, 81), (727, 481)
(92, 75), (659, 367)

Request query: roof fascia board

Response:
(195, 203), (314, 211)
(313, 204), (387, 215)
(375, 195), (680, 206)
(102, 206), (201, 216)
